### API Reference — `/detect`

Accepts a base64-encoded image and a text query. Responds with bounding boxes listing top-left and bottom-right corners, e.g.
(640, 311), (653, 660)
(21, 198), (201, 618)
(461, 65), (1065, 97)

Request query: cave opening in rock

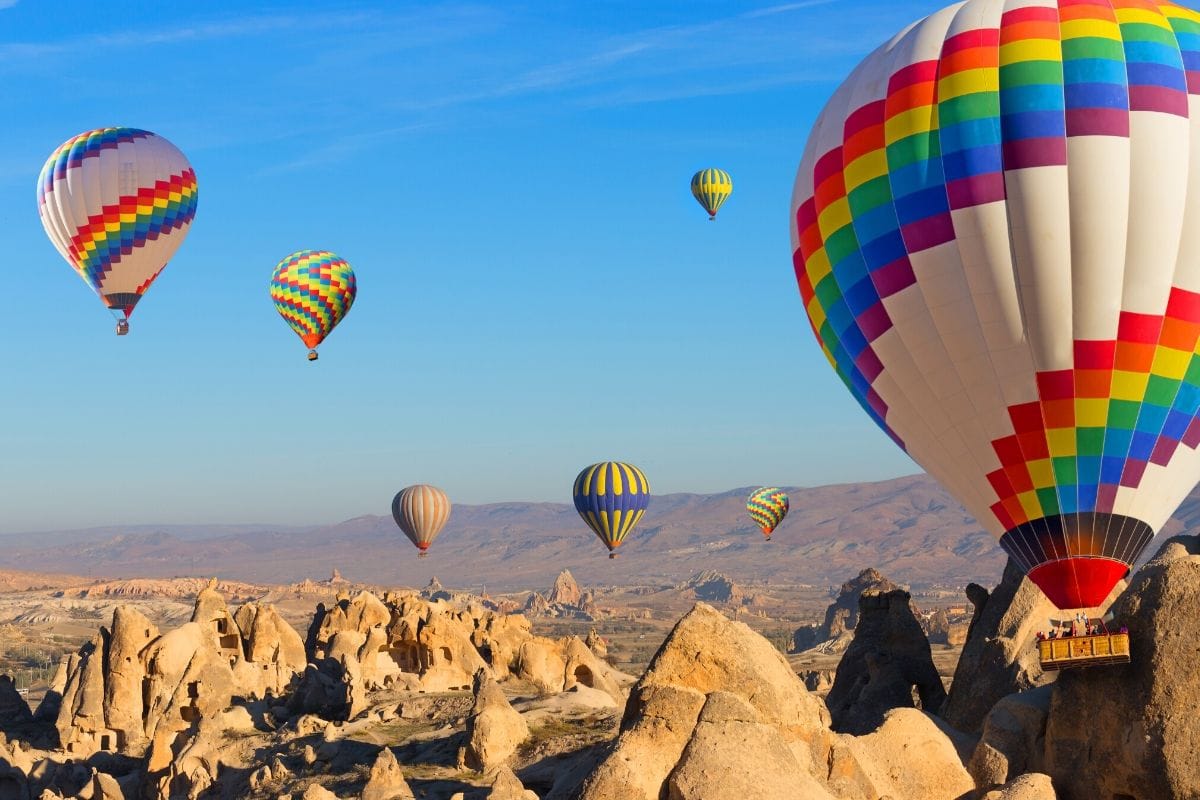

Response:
(574, 665), (595, 688)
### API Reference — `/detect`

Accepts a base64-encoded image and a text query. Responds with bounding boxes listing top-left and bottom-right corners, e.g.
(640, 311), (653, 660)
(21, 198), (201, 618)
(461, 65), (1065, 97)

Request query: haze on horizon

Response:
(0, 0), (956, 533)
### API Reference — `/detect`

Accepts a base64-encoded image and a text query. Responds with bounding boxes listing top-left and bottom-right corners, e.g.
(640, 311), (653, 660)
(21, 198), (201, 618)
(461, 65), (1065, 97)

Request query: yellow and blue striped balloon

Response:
(572, 462), (650, 558)
(690, 168), (732, 219)
(746, 487), (789, 540)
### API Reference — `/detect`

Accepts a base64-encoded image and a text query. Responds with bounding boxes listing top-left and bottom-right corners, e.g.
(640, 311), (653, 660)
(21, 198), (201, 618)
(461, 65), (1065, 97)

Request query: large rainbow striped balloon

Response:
(269, 250), (357, 360)
(791, 0), (1200, 610)
(37, 127), (198, 330)
(573, 462), (651, 558)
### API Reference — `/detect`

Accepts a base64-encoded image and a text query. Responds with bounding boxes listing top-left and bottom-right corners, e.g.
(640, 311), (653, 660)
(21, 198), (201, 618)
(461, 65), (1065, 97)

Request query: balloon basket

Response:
(116, 321), (129, 336)
(307, 350), (319, 361)
(608, 552), (618, 560)
(418, 551), (428, 559)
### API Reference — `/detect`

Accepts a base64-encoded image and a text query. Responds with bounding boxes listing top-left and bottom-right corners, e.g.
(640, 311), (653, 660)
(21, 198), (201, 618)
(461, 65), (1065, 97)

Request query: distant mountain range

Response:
(3, 474), (1197, 592)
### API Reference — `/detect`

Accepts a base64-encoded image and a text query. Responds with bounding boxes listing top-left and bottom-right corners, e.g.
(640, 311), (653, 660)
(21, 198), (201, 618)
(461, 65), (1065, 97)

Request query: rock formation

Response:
(522, 592), (550, 616)
(571, 602), (972, 800)
(836, 708), (975, 800)
(361, 747), (415, 800)
(792, 568), (900, 653)
(514, 635), (626, 705)
(1042, 536), (1200, 800)
(464, 669), (529, 772)
(982, 773), (1057, 800)
(485, 765), (538, 800)
(547, 571), (582, 607)
(676, 571), (744, 604)
(922, 607), (970, 646)
(0, 676), (32, 729)
(825, 589), (946, 734)
(524, 571), (597, 620)
(53, 586), (307, 758)
(940, 559), (1056, 734)
(584, 628), (607, 659)
(968, 685), (1051, 789)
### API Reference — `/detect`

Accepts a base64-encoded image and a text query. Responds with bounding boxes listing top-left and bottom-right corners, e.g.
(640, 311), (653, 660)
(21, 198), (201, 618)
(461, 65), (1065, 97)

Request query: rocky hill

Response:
(0, 476), (1004, 591)
(3, 534), (1199, 798)
(5, 473), (1198, 595)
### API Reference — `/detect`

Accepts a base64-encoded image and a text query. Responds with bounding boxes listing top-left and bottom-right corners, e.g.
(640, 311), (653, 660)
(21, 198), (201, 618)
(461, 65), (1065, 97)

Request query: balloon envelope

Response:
(37, 127), (198, 324)
(690, 168), (733, 218)
(392, 485), (451, 555)
(573, 462), (650, 555)
(746, 487), (789, 538)
(790, 0), (1200, 610)
(269, 250), (357, 355)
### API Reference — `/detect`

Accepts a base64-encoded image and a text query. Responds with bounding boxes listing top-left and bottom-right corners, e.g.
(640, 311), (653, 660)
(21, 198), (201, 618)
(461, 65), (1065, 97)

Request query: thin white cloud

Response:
(0, 9), (421, 62)
(0, 0), (17, 9)
(386, 0), (848, 112)
(744, 0), (841, 19)
(256, 122), (437, 176)
(576, 70), (834, 109)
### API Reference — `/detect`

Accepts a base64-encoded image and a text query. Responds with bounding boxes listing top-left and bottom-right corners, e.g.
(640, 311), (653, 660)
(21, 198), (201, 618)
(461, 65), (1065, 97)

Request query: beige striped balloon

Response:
(391, 484), (451, 558)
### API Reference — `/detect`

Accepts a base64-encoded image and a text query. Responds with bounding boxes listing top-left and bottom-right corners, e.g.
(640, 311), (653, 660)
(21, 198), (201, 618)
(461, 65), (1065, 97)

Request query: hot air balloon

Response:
(37, 128), (198, 335)
(690, 168), (733, 220)
(269, 250), (356, 361)
(790, 0), (1200, 615)
(573, 462), (650, 558)
(392, 484), (451, 558)
(747, 487), (789, 540)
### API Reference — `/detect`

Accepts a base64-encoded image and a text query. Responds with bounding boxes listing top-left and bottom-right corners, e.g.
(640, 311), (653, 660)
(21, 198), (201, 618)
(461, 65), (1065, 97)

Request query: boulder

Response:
(825, 589), (946, 734)
(665, 692), (836, 800)
(1043, 535), (1200, 800)
(89, 770), (125, 800)
(485, 766), (538, 800)
(464, 669), (529, 772)
(982, 773), (1057, 800)
(515, 640), (567, 694)
(360, 747), (414, 800)
(836, 708), (975, 800)
(941, 560), (1056, 734)
(577, 603), (836, 800)
(968, 686), (1052, 788)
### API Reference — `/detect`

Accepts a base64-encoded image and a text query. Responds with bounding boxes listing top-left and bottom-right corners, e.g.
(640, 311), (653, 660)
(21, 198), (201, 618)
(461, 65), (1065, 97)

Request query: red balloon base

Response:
(1028, 557), (1130, 610)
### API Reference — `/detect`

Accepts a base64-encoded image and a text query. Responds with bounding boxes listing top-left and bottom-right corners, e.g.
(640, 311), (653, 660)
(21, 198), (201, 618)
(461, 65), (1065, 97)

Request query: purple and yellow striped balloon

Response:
(573, 462), (651, 558)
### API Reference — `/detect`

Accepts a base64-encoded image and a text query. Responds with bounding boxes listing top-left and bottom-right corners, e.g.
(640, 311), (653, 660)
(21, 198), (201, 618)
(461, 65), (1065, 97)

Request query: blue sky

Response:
(0, 0), (958, 532)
